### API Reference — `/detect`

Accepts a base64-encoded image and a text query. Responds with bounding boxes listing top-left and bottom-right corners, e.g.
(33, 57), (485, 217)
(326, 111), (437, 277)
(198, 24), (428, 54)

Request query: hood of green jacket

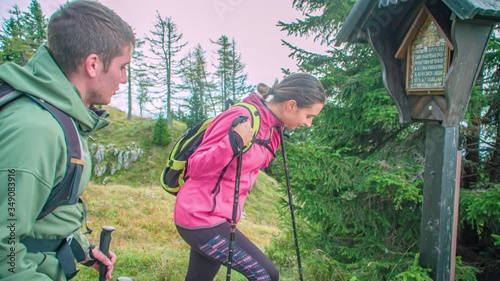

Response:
(0, 45), (109, 134)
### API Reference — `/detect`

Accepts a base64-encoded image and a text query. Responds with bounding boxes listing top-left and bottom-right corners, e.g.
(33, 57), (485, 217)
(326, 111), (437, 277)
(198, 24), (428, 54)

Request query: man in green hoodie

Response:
(0, 1), (135, 280)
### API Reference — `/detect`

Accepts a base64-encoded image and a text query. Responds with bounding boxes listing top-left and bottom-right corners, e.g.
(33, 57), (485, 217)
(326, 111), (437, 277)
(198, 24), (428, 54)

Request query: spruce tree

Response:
(24, 0), (46, 52)
(228, 39), (253, 102)
(211, 35), (232, 112)
(0, 0), (46, 65)
(1, 5), (30, 64)
(177, 44), (214, 124)
(212, 36), (253, 111)
(145, 13), (187, 127)
(127, 38), (152, 119)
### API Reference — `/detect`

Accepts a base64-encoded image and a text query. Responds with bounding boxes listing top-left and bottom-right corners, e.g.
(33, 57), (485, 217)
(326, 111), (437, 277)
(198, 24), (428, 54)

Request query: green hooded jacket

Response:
(0, 46), (110, 280)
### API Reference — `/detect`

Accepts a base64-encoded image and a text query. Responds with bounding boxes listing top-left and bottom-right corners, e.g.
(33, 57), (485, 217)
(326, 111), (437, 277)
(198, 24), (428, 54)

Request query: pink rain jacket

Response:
(174, 93), (282, 229)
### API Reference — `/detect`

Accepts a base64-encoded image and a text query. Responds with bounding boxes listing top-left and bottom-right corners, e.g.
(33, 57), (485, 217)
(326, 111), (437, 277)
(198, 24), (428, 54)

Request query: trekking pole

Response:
(98, 226), (115, 281)
(226, 116), (247, 281)
(226, 153), (242, 281)
(278, 127), (304, 281)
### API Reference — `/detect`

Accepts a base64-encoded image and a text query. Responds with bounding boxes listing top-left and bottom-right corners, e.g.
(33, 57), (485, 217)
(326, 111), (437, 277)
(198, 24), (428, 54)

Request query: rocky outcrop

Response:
(90, 142), (144, 179)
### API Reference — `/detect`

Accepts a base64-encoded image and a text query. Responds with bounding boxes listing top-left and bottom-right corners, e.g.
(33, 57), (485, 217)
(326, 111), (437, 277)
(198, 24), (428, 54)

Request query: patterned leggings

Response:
(176, 222), (279, 281)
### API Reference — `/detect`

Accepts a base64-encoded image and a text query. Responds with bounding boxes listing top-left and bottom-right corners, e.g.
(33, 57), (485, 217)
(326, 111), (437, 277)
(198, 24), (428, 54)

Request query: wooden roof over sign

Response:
(378, 0), (500, 19)
(442, 0), (500, 20)
(335, 0), (500, 47)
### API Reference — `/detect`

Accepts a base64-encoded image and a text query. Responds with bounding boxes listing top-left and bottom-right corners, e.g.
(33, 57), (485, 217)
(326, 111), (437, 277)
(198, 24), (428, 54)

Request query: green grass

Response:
(73, 107), (290, 280)
(74, 176), (283, 281)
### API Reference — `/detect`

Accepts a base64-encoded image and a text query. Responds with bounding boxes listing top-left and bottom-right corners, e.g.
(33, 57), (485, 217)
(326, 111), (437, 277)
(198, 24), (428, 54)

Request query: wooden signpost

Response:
(335, 0), (500, 280)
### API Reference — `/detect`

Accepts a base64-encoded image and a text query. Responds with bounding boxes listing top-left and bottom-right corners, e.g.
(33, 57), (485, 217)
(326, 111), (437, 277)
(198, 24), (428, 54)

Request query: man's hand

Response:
(81, 246), (117, 280)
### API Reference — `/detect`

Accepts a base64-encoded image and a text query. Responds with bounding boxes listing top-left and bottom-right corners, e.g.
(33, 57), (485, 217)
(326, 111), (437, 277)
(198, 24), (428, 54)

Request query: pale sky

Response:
(1, 0), (328, 115)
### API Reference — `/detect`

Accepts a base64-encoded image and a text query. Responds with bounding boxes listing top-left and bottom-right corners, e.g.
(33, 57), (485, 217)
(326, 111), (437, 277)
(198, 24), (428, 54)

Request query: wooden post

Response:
(420, 123), (459, 281)
(450, 150), (461, 281)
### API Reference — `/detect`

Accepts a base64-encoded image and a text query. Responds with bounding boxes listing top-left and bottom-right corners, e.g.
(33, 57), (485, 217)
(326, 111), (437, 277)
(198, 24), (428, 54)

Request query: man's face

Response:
(90, 44), (131, 106)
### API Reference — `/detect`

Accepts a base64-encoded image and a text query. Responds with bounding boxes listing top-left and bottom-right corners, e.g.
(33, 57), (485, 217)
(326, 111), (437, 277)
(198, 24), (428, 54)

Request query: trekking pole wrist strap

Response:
(81, 245), (98, 267)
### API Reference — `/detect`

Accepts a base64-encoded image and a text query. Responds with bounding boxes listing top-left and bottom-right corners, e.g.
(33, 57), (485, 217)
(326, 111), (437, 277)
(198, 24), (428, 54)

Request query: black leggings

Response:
(176, 222), (279, 281)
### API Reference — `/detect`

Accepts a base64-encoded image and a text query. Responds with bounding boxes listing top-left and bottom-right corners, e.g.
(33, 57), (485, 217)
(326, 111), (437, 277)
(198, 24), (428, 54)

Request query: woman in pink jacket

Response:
(174, 73), (326, 281)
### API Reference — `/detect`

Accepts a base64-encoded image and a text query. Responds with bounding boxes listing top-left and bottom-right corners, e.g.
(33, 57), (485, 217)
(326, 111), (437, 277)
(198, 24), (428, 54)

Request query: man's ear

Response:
(84, 54), (99, 78)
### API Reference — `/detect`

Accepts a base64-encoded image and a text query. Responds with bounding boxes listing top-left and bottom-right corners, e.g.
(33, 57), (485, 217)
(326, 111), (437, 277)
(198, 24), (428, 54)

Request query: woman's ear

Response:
(285, 100), (297, 112)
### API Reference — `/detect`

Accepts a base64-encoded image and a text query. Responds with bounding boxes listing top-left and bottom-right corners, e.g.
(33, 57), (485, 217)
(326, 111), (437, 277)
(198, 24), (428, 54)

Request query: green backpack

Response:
(160, 102), (268, 196)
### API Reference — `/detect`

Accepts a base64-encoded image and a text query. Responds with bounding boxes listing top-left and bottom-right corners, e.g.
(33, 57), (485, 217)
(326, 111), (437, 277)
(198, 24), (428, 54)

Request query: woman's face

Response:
(281, 100), (324, 130)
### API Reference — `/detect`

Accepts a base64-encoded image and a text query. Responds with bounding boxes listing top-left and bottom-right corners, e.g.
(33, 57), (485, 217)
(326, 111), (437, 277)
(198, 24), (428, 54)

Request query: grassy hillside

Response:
(87, 106), (185, 187)
(74, 107), (289, 280)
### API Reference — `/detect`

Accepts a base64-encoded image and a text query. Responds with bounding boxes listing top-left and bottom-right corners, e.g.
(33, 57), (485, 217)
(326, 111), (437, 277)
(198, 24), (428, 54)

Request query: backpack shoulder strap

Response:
(0, 83), (84, 220)
(0, 83), (22, 108)
(28, 96), (84, 220)
(233, 102), (261, 153)
(233, 102), (276, 156)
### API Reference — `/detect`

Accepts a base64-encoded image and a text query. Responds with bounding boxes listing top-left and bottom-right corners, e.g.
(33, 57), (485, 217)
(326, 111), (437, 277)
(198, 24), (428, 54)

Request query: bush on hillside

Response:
(152, 113), (172, 146)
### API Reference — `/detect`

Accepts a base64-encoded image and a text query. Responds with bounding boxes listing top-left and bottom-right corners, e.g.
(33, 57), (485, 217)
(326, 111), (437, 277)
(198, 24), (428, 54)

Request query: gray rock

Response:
(94, 164), (106, 177)
(94, 145), (105, 164)
(123, 151), (130, 170)
(117, 150), (124, 170)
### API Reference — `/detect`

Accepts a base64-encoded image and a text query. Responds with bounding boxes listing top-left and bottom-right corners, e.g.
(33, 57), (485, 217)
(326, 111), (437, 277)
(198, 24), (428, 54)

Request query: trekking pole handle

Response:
(98, 226), (115, 281)
(231, 115), (248, 127)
